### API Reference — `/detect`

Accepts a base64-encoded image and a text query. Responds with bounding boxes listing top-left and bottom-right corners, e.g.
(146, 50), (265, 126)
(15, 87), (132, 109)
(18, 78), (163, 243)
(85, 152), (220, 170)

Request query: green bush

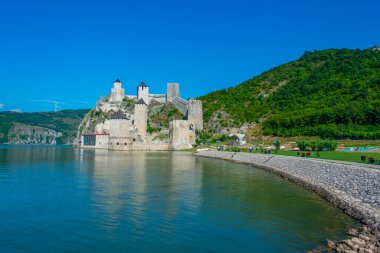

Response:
(196, 130), (212, 145)
(296, 140), (309, 151)
(273, 139), (281, 152)
(296, 139), (338, 151)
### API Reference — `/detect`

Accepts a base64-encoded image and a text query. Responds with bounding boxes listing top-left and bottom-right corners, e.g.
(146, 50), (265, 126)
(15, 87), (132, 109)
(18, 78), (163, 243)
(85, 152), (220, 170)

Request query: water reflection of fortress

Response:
(80, 80), (203, 151)
(79, 150), (202, 237)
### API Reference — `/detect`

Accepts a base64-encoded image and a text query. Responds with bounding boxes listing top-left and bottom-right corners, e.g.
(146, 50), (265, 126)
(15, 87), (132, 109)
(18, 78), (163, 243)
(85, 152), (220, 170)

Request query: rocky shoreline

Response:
(336, 226), (379, 253)
(194, 151), (380, 252)
(316, 225), (380, 253)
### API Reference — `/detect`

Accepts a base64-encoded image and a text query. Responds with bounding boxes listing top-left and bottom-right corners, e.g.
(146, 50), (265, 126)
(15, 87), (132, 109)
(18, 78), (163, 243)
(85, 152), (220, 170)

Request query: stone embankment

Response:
(330, 226), (380, 253)
(194, 151), (380, 253)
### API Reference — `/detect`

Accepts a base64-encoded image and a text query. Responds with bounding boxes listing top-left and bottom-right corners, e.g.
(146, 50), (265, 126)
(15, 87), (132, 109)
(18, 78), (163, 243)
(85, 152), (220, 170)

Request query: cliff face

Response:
(7, 123), (63, 145)
(0, 109), (89, 145)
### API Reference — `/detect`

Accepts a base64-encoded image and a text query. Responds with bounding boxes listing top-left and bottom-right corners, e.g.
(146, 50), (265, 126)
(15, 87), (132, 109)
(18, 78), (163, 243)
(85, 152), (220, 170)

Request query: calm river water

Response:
(0, 145), (357, 252)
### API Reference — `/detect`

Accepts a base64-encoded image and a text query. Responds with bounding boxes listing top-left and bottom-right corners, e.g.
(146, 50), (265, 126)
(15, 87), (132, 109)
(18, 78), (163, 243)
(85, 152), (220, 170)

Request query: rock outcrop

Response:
(0, 109), (89, 145)
(7, 123), (62, 145)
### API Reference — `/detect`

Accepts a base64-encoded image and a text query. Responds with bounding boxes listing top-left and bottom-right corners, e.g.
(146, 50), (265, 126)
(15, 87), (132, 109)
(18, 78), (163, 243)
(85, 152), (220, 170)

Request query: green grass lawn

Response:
(223, 147), (380, 165)
(277, 150), (380, 164)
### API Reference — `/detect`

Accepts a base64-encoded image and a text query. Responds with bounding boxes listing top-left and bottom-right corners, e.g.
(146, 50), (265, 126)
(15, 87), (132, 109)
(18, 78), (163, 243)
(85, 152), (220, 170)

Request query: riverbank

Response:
(194, 150), (380, 252)
(220, 147), (380, 167)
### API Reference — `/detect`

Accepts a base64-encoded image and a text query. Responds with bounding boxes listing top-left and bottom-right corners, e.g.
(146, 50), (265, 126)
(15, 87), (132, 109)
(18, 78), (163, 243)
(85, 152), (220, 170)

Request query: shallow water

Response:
(0, 145), (357, 252)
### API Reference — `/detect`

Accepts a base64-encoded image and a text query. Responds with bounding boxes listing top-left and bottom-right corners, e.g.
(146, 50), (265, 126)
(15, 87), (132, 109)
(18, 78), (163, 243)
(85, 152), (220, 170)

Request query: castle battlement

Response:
(79, 79), (203, 151)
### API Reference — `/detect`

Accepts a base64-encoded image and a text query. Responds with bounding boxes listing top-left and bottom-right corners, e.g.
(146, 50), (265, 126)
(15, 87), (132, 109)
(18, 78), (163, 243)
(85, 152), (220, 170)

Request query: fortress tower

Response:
(168, 120), (194, 150)
(134, 99), (148, 137)
(137, 82), (149, 104)
(187, 99), (203, 130)
(166, 83), (180, 102)
(109, 79), (125, 103)
(109, 110), (130, 138)
(108, 110), (134, 150)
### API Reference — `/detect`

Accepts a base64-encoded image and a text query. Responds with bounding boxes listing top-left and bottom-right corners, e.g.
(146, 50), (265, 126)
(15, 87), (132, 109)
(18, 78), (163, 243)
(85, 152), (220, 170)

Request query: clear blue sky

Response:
(0, 0), (378, 112)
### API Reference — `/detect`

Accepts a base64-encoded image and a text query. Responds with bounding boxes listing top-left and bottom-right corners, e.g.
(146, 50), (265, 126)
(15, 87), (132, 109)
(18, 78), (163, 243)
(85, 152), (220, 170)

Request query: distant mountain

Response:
(199, 48), (380, 139)
(0, 109), (89, 145)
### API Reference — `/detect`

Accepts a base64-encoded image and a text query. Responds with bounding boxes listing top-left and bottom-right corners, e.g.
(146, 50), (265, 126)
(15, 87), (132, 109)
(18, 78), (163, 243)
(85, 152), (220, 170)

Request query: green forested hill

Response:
(199, 48), (380, 139)
(0, 109), (89, 144)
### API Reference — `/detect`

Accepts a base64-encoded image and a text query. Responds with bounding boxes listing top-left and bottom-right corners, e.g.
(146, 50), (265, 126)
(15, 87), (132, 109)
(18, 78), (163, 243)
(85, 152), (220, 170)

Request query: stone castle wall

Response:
(132, 142), (169, 151)
(107, 137), (169, 151)
(165, 83), (203, 130)
(108, 137), (133, 150)
(169, 120), (193, 150)
(149, 94), (166, 103)
(172, 97), (188, 114)
(109, 119), (132, 138)
(134, 104), (148, 137)
(187, 99), (203, 130)
(166, 83), (180, 102)
(127, 94), (167, 104)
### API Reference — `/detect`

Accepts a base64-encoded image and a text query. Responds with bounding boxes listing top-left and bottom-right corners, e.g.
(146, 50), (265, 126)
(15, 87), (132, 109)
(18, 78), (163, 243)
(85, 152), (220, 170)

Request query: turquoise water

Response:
(0, 145), (356, 252)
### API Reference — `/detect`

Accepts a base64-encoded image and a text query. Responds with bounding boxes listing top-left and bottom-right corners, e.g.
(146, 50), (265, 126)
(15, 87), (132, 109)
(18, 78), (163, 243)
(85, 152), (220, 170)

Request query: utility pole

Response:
(54, 101), (61, 112)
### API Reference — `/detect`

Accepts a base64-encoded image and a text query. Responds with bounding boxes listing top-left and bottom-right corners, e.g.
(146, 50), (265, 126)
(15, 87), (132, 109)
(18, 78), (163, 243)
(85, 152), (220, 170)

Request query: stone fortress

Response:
(79, 79), (203, 150)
